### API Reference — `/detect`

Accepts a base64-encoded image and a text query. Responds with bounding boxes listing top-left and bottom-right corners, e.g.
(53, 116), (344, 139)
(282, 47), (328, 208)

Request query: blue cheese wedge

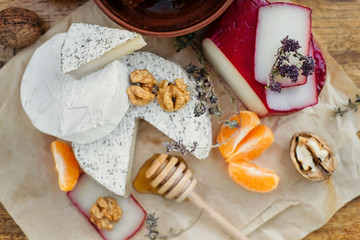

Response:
(21, 33), (130, 144)
(61, 23), (146, 79)
(72, 52), (212, 196)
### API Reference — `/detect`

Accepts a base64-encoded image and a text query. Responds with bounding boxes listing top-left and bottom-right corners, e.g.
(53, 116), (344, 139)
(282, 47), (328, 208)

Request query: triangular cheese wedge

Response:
(21, 33), (130, 144)
(61, 23), (146, 79)
(72, 52), (212, 197)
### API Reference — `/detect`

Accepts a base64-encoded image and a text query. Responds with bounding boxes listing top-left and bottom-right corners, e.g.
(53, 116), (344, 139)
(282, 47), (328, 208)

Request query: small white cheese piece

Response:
(61, 23), (146, 79)
(306, 137), (329, 162)
(21, 33), (130, 144)
(72, 52), (212, 196)
(296, 144), (316, 172)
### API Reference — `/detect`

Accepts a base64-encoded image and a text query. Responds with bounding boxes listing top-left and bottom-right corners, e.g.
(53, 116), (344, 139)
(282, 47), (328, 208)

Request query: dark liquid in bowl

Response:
(103, 0), (226, 32)
(138, 0), (204, 16)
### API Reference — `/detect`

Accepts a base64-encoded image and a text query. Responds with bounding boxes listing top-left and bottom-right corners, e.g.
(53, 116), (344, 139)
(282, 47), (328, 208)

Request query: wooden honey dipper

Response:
(144, 153), (249, 240)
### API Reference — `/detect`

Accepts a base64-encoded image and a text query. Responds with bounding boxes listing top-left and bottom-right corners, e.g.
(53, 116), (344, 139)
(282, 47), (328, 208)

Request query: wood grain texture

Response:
(0, 0), (359, 239)
(295, 1), (360, 239)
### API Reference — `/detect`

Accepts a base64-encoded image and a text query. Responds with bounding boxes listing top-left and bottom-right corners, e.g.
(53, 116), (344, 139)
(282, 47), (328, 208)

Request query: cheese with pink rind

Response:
(255, 3), (312, 87)
(67, 174), (146, 240)
(203, 0), (326, 117)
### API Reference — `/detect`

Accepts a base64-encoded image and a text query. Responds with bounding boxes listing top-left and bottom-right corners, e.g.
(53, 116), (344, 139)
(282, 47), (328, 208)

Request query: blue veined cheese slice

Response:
(72, 52), (212, 197)
(21, 33), (130, 144)
(61, 23), (146, 79)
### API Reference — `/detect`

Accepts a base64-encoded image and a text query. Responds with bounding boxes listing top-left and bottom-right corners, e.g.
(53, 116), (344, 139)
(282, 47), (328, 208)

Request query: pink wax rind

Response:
(67, 174), (147, 240)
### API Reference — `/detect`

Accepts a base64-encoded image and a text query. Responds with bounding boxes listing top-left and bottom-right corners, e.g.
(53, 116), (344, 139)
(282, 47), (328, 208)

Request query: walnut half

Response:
(126, 69), (157, 106)
(157, 78), (190, 112)
(89, 196), (122, 231)
(290, 132), (336, 181)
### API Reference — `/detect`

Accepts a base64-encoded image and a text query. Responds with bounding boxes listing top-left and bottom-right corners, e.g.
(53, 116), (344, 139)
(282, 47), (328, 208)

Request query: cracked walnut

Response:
(157, 78), (190, 112)
(89, 196), (122, 231)
(127, 69), (157, 106)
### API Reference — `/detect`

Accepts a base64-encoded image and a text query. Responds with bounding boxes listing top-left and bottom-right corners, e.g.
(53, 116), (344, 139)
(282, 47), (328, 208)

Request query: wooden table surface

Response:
(0, 0), (359, 239)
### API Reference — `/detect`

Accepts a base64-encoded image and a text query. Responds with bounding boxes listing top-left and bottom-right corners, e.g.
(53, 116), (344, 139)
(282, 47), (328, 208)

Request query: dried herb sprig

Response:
(175, 33), (196, 53)
(145, 213), (168, 240)
(334, 94), (360, 117)
(145, 211), (203, 240)
(268, 36), (316, 93)
(175, 34), (221, 117)
(163, 106), (242, 154)
(163, 140), (198, 155)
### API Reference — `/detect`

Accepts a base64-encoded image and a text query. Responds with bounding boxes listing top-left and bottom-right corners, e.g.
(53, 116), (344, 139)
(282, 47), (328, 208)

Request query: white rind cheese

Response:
(21, 33), (130, 144)
(73, 52), (212, 196)
(61, 23), (146, 79)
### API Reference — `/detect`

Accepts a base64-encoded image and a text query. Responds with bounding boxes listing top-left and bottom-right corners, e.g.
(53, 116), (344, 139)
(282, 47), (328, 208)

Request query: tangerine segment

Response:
(226, 125), (274, 163)
(228, 162), (279, 192)
(217, 111), (260, 158)
(51, 141), (80, 191)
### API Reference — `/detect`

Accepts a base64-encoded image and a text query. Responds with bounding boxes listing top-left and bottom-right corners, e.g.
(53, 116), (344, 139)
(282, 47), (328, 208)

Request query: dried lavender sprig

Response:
(280, 36), (300, 53)
(163, 140), (198, 155)
(186, 62), (221, 117)
(334, 94), (360, 117)
(268, 36), (316, 93)
(175, 34), (221, 117)
(145, 213), (168, 240)
(163, 106), (242, 154)
(145, 211), (202, 240)
(222, 119), (239, 129)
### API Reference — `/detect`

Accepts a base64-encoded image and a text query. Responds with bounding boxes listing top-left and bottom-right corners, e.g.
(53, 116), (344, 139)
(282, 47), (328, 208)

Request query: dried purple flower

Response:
(300, 56), (315, 77)
(281, 36), (300, 53)
(163, 139), (199, 155)
(145, 213), (161, 240)
(186, 63), (197, 74)
(194, 102), (207, 117)
(177, 35), (221, 117)
(276, 62), (290, 78)
(269, 78), (282, 93)
(268, 36), (316, 92)
(209, 91), (218, 104)
(286, 65), (300, 83)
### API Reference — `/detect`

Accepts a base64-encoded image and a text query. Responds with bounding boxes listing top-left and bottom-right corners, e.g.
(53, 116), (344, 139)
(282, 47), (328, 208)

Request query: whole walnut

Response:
(0, 7), (42, 48)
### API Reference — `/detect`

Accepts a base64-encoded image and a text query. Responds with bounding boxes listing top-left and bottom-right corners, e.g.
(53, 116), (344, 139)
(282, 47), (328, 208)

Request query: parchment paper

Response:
(0, 2), (359, 240)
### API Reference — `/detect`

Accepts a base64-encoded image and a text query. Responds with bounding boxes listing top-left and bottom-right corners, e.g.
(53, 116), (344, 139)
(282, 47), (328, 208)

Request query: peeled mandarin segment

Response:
(226, 124), (274, 163)
(228, 162), (279, 193)
(51, 141), (80, 191)
(217, 111), (260, 158)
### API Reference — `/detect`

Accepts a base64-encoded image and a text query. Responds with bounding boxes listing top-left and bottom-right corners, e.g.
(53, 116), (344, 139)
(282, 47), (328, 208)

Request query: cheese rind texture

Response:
(21, 33), (130, 144)
(73, 52), (212, 196)
(61, 23), (146, 79)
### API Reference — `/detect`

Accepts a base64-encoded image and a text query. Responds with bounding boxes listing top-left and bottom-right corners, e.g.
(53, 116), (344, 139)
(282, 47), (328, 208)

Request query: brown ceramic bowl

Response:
(94, 0), (233, 37)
